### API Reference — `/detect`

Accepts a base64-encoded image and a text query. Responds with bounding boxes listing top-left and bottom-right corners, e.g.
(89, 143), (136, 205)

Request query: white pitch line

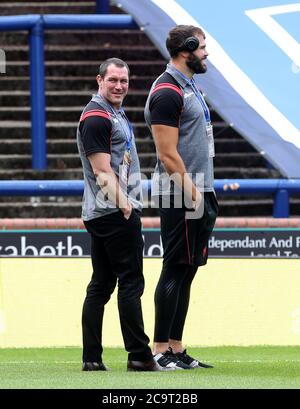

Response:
(0, 361), (81, 364)
(1, 359), (300, 364)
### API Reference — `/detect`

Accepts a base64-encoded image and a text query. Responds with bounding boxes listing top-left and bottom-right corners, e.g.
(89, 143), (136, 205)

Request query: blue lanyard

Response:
(171, 66), (211, 123)
(190, 78), (211, 123)
(120, 109), (133, 152)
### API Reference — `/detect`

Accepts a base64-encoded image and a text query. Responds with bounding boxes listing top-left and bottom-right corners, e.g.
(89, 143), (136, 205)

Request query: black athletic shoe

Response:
(153, 347), (192, 370)
(82, 361), (108, 371)
(175, 349), (213, 369)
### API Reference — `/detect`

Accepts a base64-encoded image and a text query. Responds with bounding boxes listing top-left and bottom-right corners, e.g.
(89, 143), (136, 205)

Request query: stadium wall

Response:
(1, 258), (300, 348)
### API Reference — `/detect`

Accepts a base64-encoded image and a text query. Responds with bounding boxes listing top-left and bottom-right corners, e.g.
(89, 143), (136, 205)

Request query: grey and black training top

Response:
(144, 63), (215, 196)
(77, 94), (143, 221)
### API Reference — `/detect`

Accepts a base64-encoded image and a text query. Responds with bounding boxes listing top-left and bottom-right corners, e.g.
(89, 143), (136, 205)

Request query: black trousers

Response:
(82, 210), (152, 362)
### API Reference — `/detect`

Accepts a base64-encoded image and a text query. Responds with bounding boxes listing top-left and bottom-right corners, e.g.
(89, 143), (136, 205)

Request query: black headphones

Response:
(181, 36), (199, 52)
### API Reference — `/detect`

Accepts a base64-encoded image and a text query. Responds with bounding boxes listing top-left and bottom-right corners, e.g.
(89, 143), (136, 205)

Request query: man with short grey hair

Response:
(77, 58), (162, 372)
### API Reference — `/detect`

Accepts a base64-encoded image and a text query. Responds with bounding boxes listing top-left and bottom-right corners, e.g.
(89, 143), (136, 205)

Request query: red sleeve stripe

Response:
(80, 110), (111, 122)
(151, 83), (183, 97)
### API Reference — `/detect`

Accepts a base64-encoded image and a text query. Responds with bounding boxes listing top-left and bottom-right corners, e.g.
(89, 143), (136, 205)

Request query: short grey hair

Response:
(99, 58), (130, 78)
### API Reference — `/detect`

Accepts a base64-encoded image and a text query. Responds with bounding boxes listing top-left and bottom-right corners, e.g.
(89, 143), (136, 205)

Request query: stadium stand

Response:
(0, 0), (298, 220)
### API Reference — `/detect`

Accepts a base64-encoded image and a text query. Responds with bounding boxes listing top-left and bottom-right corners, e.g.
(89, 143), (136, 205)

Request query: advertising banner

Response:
(0, 229), (300, 258)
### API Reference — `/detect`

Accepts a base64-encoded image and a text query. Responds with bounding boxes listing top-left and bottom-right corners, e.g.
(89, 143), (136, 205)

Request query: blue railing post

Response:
(273, 189), (289, 218)
(29, 17), (47, 170)
(96, 0), (110, 14)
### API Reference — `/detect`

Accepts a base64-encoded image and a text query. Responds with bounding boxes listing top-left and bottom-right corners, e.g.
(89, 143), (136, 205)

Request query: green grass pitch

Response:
(1, 346), (300, 389)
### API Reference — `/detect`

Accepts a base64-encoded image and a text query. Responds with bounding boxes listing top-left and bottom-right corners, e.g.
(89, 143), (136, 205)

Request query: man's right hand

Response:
(193, 189), (203, 211)
(122, 202), (133, 220)
(186, 190), (204, 220)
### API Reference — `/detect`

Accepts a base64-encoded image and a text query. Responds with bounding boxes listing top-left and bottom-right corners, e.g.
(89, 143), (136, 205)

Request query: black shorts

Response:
(159, 192), (218, 267)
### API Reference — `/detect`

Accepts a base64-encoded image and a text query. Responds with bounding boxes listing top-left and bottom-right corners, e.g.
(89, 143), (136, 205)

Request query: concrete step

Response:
(0, 1), (96, 15)
(0, 135), (253, 167)
(1, 137), (255, 156)
(0, 167), (153, 180)
(215, 139), (256, 153)
(0, 75), (156, 91)
(0, 153), (154, 170)
(1, 139), (77, 154)
(0, 119), (249, 141)
(0, 168), (83, 180)
(0, 154), (81, 169)
(0, 153), (158, 169)
(0, 120), (151, 139)
(3, 45), (163, 61)
(131, 152), (267, 169)
(214, 167), (281, 179)
(0, 198), (299, 218)
(1, 138), (156, 154)
(0, 166), (281, 181)
(0, 30), (154, 46)
(0, 89), (152, 107)
(219, 198), (300, 217)
(0, 152), (267, 170)
(0, 202), (83, 218)
(0, 103), (228, 124)
(0, 105), (148, 122)
(0, 195), (80, 204)
(4, 60), (167, 77)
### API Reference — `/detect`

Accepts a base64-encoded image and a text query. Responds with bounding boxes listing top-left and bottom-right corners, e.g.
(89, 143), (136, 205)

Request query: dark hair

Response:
(99, 58), (130, 78)
(166, 25), (205, 58)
